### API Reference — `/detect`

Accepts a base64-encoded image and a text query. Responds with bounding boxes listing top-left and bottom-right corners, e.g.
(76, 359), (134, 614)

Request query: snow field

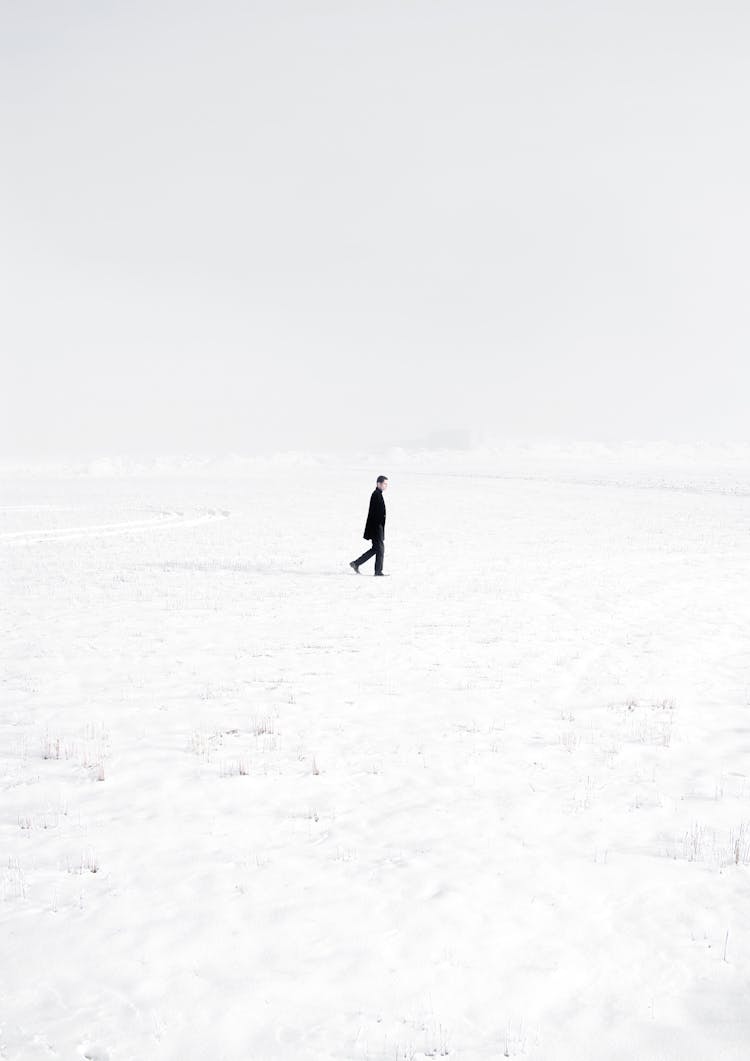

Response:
(1, 463), (750, 1060)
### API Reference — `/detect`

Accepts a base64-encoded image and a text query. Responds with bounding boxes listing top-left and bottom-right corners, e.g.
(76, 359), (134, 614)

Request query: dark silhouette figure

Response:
(350, 476), (388, 576)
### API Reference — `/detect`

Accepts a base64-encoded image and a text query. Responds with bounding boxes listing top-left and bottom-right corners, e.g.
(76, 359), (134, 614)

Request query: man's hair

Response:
(376, 475), (388, 484)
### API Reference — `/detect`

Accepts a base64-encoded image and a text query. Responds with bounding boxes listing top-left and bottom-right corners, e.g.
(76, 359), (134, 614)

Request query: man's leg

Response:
(373, 525), (385, 575)
(353, 542), (376, 569)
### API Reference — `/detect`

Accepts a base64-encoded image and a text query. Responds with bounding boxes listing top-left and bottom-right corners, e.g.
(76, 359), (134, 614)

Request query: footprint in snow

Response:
(80, 1046), (110, 1061)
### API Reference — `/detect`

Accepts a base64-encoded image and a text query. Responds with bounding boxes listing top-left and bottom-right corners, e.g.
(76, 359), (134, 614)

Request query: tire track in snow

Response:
(0, 509), (230, 544)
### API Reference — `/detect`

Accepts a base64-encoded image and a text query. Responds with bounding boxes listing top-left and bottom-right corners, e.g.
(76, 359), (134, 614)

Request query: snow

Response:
(2, 450), (750, 1059)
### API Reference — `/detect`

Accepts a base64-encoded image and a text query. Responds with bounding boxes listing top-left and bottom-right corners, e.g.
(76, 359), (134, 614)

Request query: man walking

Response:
(350, 476), (388, 576)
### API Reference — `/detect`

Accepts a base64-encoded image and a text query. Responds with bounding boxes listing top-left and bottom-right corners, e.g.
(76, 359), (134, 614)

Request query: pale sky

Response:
(2, 0), (748, 457)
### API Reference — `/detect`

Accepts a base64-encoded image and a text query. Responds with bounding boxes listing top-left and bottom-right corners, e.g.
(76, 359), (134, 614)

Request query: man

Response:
(350, 476), (388, 576)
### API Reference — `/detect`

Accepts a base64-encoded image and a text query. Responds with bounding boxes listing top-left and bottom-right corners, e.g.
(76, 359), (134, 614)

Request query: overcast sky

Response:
(2, 0), (748, 457)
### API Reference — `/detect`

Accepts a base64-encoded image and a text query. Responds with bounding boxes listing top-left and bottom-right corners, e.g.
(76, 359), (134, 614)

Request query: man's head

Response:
(376, 475), (388, 491)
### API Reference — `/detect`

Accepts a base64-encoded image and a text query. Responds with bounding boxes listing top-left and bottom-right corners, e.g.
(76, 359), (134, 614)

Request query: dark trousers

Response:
(354, 524), (384, 575)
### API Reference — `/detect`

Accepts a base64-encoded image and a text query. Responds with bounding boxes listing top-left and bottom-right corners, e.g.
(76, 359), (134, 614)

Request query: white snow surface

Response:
(2, 451), (750, 1060)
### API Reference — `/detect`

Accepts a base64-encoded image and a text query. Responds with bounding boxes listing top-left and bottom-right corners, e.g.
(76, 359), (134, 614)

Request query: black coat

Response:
(363, 488), (386, 540)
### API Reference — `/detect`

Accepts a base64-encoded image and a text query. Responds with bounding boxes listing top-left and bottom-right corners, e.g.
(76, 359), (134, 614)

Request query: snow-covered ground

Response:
(2, 449), (750, 1060)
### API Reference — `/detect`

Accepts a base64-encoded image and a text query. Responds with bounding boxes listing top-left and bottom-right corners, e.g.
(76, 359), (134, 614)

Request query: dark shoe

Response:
(374, 572), (388, 576)
(349, 561), (360, 574)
